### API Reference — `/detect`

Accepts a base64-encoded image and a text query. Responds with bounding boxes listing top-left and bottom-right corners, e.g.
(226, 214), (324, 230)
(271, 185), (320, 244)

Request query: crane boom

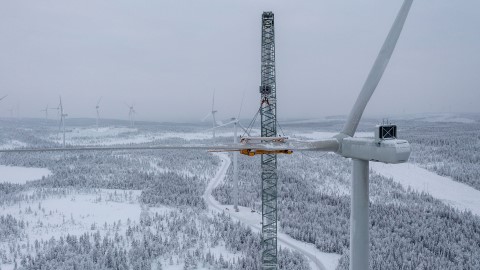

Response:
(260, 11), (278, 270)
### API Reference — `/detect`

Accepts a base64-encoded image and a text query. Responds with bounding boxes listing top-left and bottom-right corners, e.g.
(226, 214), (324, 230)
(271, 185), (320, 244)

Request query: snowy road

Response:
(371, 162), (480, 216)
(203, 153), (340, 270)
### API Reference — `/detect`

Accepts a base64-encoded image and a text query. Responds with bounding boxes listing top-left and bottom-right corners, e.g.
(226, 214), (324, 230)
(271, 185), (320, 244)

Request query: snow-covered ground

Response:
(70, 127), (137, 137)
(371, 162), (480, 216)
(0, 189), (174, 270)
(0, 165), (51, 184)
(396, 113), (476, 124)
(205, 153), (341, 270)
(48, 126), (259, 146)
(0, 189), (170, 241)
(0, 140), (27, 149)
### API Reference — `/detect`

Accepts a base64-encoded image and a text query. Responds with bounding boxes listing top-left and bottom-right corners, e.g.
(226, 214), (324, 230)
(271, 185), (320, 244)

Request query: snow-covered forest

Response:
(1, 115), (480, 269)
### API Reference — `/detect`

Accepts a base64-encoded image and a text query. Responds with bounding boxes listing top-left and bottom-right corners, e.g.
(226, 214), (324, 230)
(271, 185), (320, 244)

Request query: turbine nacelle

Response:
(339, 137), (410, 164)
(335, 124), (410, 164)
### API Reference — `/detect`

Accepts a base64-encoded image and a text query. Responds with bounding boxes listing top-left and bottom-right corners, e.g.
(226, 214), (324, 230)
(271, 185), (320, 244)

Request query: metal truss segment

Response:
(260, 11), (278, 270)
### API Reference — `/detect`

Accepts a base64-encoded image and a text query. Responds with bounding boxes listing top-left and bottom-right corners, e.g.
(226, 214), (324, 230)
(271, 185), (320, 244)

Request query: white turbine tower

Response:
(58, 96), (68, 148)
(202, 90), (219, 140)
(209, 92), (250, 212)
(95, 97), (102, 130)
(40, 104), (49, 120)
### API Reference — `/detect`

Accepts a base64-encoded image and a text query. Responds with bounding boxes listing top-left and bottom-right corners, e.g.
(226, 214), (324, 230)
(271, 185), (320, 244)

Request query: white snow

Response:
(161, 264), (211, 270)
(0, 165), (52, 184)
(0, 189), (171, 242)
(48, 126), (258, 146)
(71, 127), (137, 137)
(371, 162), (480, 216)
(208, 244), (241, 262)
(0, 140), (27, 149)
(396, 113), (476, 124)
(0, 189), (173, 270)
(204, 153), (341, 270)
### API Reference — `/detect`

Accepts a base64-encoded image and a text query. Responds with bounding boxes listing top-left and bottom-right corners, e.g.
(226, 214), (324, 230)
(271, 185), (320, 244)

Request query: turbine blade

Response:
(0, 138), (339, 153)
(212, 89), (215, 111)
(97, 97), (102, 106)
(341, 0), (414, 137)
(59, 96), (63, 114)
(201, 113), (212, 122)
(210, 120), (236, 130)
(0, 95), (7, 101)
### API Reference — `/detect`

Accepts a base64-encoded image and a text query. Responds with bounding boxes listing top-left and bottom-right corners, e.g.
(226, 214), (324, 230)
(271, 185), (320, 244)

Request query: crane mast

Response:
(260, 11), (278, 270)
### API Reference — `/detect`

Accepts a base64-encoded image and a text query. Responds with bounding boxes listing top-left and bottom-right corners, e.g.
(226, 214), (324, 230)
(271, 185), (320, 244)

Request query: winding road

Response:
(203, 153), (340, 270)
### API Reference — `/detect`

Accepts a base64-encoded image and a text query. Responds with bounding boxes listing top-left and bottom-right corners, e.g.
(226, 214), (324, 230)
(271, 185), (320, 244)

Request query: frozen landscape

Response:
(2, 1), (480, 269)
(0, 114), (479, 270)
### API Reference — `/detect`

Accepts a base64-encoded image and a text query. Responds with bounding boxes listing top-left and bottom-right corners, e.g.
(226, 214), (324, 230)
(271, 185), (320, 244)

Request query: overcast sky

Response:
(1, 0), (479, 122)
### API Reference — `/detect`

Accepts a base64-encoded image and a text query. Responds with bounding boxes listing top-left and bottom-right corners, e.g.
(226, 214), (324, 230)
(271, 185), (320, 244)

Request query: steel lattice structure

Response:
(259, 11), (278, 270)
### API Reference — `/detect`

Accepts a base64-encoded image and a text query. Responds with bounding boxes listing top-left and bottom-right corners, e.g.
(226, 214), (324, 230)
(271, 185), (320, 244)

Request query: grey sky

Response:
(1, 0), (479, 122)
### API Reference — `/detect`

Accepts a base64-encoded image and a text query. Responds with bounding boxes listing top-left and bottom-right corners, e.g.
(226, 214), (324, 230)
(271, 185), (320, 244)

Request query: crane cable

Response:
(242, 102), (286, 138)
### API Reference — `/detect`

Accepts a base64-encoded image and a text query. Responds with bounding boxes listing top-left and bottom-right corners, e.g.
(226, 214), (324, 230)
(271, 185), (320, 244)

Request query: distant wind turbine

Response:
(208, 92), (249, 212)
(95, 97), (102, 130)
(58, 96), (68, 148)
(202, 90), (219, 139)
(126, 103), (135, 127)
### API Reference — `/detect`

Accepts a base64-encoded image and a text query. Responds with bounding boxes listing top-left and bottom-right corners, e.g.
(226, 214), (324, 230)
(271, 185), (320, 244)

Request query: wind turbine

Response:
(40, 104), (49, 120)
(58, 96), (68, 148)
(339, 2), (413, 268)
(126, 103), (135, 127)
(95, 97), (102, 130)
(202, 90), (219, 140)
(209, 92), (250, 212)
